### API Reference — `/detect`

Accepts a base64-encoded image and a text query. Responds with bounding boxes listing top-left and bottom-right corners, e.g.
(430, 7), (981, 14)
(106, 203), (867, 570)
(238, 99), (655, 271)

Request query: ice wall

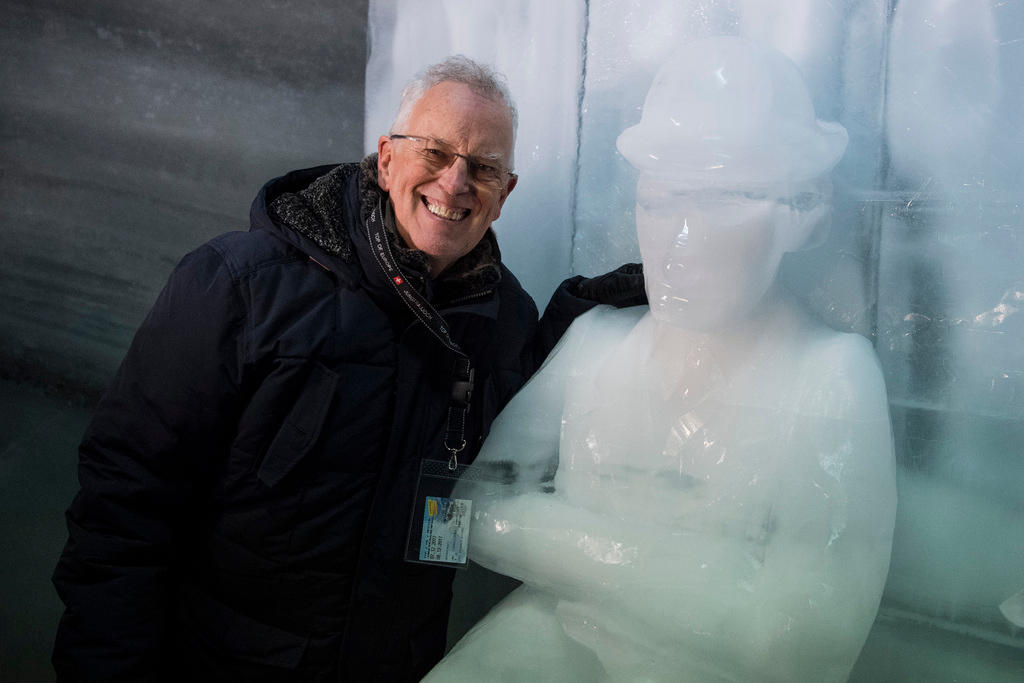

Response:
(877, 0), (1024, 632)
(1, 0), (367, 396)
(366, 0), (1024, 676)
(0, 3), (370, 675)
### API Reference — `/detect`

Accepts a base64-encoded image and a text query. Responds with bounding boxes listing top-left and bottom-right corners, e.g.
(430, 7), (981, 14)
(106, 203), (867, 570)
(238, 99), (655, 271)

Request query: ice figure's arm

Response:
(460, 305), (643, 577)
(534, 265), (646, 368)
(458, 306), (641, 550)
(461, 312), (587, 481)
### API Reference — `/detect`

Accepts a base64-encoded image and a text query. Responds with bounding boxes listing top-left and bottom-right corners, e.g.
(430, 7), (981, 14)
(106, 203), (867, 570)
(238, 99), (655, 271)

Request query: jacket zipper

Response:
(443, 288), (495, 307)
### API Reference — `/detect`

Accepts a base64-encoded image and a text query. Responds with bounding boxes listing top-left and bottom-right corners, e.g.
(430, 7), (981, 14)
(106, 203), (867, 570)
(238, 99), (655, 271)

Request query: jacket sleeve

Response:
(52, 243), (248, 681)
(534, 264), (646, 371)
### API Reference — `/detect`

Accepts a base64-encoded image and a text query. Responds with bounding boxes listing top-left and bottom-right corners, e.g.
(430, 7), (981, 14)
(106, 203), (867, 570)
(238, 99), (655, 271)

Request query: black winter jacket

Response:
(52, 159), (599, 682)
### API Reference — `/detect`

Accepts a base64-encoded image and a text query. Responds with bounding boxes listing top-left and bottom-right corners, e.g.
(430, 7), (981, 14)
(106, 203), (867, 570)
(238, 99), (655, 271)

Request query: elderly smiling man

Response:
(52, 56), (641, 682)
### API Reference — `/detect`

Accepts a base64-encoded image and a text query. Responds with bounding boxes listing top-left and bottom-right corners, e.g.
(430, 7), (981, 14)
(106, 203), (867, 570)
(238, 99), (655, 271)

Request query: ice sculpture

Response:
(424, 38), (897, 682)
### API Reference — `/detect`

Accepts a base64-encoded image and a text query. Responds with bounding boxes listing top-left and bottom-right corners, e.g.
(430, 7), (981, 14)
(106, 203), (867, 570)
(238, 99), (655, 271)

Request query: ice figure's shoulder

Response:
(536, 304), (647, 378)
(790, 325), (890, 422)
(566, 303), (647, 344)
(476, 305), (647, 462)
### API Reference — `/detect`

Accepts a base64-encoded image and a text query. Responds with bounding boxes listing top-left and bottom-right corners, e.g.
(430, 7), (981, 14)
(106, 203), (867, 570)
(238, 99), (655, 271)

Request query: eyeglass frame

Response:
(388, 134), (517, 188)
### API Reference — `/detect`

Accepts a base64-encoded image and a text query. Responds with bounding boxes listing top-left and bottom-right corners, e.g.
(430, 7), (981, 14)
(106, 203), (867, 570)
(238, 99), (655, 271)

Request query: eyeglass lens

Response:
(393, 135), (510, 187)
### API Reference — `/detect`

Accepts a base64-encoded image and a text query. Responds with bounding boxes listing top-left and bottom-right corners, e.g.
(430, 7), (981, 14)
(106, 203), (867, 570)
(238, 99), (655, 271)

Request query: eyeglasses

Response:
(389, 134), (516, 189)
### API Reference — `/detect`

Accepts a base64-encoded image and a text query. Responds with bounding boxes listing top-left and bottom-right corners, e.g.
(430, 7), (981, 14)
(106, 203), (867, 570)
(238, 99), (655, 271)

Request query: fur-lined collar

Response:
(268, 155), (502, 303)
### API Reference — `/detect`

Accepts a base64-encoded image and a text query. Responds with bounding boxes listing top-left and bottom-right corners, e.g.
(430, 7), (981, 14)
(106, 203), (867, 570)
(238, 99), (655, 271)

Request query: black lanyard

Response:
(365, 199), (475, 469)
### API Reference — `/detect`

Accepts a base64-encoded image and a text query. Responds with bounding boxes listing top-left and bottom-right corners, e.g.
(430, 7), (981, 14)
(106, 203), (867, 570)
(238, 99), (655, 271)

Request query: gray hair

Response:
(390, 55), (519, 140)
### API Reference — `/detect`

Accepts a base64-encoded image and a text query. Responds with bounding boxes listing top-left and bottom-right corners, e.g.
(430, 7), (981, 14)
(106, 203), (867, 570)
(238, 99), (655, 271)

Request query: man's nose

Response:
(437, 155), (472, 194)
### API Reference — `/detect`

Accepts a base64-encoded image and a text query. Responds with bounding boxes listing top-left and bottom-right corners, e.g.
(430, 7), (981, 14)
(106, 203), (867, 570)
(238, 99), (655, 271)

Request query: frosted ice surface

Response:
(426, 39), (897, 683)
(886, 0), (1000, 188)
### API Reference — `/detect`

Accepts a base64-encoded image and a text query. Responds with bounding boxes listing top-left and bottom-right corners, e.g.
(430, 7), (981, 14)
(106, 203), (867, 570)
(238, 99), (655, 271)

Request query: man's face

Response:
(377, 82), (517, 276)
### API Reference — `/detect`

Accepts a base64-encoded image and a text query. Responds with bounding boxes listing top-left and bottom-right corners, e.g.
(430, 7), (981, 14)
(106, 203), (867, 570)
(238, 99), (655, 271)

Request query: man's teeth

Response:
(426, 201), (468, 220)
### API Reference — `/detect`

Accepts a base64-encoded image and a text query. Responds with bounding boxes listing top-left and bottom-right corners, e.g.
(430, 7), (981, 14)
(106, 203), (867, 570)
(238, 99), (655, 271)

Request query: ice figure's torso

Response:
(431, 301), (897, 682)
(559, 304), (860, 543)
(560, 313), (783, 528)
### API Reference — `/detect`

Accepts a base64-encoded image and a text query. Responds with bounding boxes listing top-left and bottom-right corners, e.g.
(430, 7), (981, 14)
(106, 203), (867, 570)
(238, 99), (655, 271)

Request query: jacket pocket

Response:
(257, 362), (338, 487)
(177, 582), (309, 670)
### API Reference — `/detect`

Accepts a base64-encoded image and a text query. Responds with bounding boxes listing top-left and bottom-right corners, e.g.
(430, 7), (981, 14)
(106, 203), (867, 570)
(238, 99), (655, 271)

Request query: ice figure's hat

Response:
(617, 37), (848, 187)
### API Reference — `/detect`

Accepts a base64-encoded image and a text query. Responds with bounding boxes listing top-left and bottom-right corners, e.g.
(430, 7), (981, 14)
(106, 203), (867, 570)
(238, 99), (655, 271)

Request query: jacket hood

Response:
(250, 155), (503, 303)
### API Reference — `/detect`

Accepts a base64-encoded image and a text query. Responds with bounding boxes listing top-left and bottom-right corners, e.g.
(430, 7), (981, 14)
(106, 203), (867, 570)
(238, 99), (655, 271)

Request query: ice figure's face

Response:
(636, 177), (828, 329)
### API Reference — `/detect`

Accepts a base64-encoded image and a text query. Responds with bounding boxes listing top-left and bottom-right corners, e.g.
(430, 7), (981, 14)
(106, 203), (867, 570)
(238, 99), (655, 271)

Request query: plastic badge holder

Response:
(405, 459), (500, 569)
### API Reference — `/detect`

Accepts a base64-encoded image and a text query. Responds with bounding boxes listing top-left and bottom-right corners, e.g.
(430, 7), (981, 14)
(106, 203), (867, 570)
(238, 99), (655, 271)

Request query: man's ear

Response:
(497, 174), (518, 210)
(376, 135), (393, 191)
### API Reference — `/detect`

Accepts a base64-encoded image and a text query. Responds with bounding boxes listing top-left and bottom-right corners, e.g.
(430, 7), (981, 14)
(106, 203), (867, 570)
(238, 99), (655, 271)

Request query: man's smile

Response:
(423, 196), (470, 221)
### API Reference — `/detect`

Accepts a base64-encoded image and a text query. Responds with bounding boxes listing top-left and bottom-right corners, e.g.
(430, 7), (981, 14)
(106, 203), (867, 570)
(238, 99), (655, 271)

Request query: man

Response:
(52, 56), (641, 681)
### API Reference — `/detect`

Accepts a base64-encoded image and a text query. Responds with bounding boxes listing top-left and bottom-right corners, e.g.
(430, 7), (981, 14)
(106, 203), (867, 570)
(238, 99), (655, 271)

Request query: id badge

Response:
(405, 459), (491, 568)
(419, 496), (471, 564)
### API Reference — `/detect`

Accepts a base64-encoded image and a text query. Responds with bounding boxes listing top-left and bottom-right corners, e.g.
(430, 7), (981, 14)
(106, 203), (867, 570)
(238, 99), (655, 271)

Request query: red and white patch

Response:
(393, 276), (404, 285)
